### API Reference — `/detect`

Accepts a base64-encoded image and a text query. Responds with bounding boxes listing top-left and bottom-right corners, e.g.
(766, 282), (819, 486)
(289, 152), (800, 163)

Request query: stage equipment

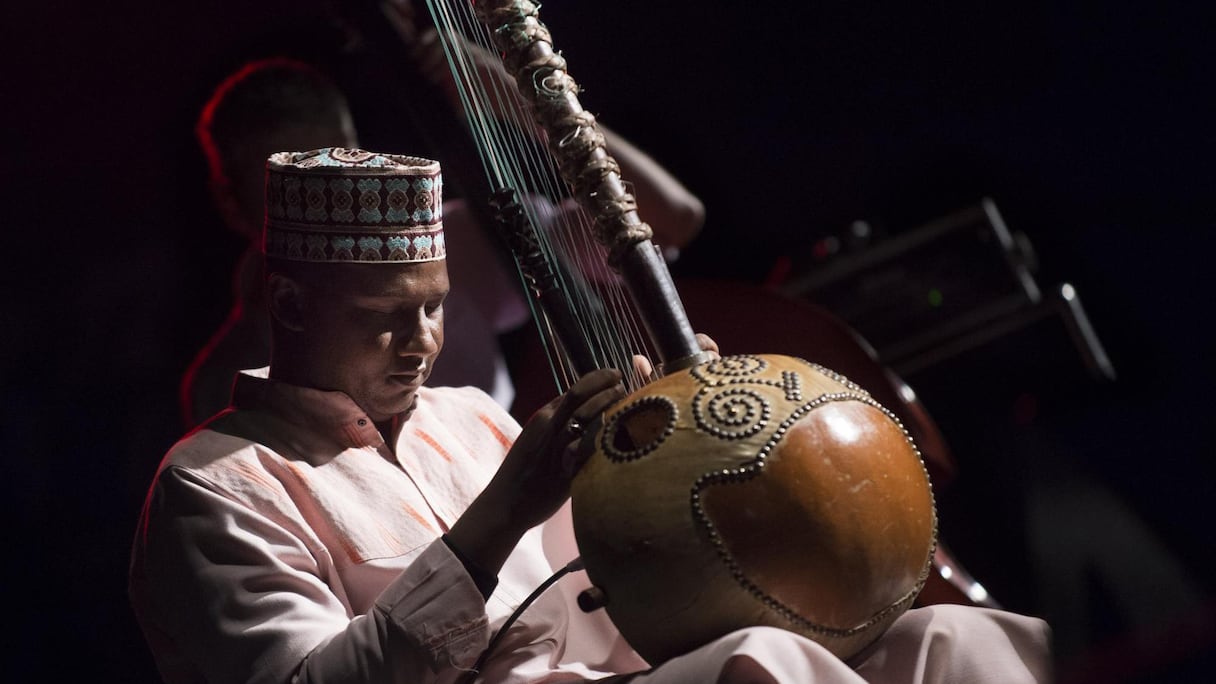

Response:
(779, 199), (1115, 382)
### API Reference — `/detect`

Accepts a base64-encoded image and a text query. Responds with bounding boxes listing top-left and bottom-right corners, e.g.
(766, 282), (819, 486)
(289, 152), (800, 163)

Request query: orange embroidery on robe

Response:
(477, 413), (512, 450)
(278, 460), (362, 563)
(372, 515), (407, 554)
(400, 502), (435, 533)
(413, 428), (453, 462)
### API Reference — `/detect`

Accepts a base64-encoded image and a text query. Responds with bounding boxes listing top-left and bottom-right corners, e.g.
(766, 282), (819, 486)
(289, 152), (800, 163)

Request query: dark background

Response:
(4, 1), (1213, 681)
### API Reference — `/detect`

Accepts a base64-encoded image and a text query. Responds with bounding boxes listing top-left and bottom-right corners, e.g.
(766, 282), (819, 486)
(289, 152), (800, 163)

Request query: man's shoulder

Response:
(159, 424), (265, 475)
(148, 423), (301, 513)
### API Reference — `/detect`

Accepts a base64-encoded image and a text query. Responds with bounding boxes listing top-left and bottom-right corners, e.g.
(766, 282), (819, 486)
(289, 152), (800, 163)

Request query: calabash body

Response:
(571, 354), (937, 664)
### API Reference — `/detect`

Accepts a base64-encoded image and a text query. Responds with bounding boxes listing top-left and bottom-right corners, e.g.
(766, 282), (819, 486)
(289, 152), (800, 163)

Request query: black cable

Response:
(458, 556), (586, 684)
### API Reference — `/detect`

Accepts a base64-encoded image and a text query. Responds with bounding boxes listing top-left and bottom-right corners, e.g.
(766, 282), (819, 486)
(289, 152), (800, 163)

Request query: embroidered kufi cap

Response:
(264, 147), (445, 263)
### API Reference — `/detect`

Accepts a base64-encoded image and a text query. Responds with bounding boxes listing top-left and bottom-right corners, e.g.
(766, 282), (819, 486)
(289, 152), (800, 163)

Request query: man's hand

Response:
(447, 368), (626, 575)
(632, 333), (722, 380)
(494, 368), (625, 528)
(693, 333), (722, 360)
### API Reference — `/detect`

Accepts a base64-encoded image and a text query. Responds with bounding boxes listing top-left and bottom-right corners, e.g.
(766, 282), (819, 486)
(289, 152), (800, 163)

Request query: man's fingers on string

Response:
(695, 332), (721, 358)
(565, 368), (623, 402)
(632, 354), (654, 381)
(555, 369), (624, 437)
(578, 382), (627, 422)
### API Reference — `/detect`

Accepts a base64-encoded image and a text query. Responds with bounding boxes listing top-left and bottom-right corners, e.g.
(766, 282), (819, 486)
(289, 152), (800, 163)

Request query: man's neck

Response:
(375, 418), (398, 454)
(375, 394), (419, 453)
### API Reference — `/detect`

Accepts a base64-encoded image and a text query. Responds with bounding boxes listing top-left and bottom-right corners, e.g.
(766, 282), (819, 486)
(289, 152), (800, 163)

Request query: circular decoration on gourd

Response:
(693, 387), (771, 440)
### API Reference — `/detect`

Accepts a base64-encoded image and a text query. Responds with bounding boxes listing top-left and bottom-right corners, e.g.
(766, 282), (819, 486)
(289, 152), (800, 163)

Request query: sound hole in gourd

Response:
(605, 397), (676, 462)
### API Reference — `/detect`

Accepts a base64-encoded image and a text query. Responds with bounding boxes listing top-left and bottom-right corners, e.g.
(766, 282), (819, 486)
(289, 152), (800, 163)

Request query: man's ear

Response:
(268, 272), (307, 332)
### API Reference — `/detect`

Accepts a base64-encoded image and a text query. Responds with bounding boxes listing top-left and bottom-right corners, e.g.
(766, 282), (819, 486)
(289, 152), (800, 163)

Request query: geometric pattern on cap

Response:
(264, 148), (446, 263)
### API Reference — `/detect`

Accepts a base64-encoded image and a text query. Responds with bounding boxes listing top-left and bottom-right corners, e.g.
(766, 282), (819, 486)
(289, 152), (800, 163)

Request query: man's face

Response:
(295, 260), (448, 422)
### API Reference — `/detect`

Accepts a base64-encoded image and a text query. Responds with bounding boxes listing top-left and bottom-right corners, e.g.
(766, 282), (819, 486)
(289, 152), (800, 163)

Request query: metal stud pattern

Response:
(691, 354), (769, 382)
(780, 370), (802, 402)
(692, 387), (771, 440)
